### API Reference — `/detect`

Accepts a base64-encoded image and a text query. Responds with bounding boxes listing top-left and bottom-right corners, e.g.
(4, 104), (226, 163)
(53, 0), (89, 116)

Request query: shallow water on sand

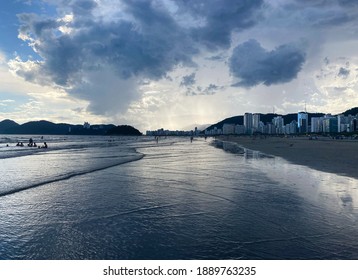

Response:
(1, 136), (358, 259)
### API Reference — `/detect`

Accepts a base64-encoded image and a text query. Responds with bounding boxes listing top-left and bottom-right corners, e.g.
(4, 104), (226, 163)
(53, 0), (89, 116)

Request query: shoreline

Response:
(218, 135), (358, 180)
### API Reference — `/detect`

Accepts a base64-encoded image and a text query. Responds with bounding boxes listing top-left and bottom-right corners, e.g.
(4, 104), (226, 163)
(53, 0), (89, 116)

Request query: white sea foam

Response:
(0, 135), (148, 196)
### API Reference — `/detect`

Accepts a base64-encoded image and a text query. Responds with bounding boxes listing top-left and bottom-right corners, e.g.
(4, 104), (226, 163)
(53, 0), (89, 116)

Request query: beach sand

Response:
(219, 135), (358, 179)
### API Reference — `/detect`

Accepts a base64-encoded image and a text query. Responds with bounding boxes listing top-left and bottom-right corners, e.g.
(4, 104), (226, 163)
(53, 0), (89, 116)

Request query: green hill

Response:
(0, 119), (20, 133)
(106, 125), (142, 136)
(342, 107), (358, 116)
(0, 120), (129, 135)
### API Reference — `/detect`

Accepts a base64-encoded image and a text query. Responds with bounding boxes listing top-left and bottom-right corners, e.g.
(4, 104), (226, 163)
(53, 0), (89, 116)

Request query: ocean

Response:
(1, 135), (358, 260)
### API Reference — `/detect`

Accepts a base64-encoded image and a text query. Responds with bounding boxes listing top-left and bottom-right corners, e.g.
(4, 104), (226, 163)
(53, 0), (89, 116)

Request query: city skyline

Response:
(206, 109), (358, 136)
(1, 1), (358, 132)
(145, 106), (358, 136)
(0, 107), (358, 136)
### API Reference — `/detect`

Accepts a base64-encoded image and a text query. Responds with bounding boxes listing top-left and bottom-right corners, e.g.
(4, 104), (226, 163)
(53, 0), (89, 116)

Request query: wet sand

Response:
(218, 135), (358, 179)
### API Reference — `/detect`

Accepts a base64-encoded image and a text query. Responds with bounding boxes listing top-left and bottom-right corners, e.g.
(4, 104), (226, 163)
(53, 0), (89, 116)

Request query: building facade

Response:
(244, 113), (253, 134)
(297, 112), (308, 133)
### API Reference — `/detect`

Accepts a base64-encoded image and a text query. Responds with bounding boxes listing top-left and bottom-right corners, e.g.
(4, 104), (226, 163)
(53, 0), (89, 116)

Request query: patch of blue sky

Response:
(0, 1), (56, 60)
(0, 92), (31, 111)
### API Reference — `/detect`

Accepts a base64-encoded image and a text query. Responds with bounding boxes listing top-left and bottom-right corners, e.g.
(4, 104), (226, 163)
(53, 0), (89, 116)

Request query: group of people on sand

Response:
(16, 138), (48, 148)
(154, 135), (199, 143)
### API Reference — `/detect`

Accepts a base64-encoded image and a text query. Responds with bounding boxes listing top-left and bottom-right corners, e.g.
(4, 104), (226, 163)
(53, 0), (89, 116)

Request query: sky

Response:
(1, 0), (358, 131)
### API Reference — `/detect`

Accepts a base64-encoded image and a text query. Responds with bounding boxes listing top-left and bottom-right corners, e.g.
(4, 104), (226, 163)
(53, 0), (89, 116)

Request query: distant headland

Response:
(0, 120), (142, 136)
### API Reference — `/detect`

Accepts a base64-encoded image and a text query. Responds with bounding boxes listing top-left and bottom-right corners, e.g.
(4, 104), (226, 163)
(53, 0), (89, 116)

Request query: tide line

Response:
(0, 154), (144, 198)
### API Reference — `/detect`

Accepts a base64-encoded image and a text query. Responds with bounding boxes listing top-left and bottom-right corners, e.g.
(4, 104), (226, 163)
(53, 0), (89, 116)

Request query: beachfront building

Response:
(345, 115), (358, 132)
(322, 118), (329, 133)
(285, 120), (298, 134)
(353, 119), (358, 131)
(205, 126), (223, 135)
(256, 121), (265, 134)
(253, 114), (260, 132)
(323, 116), (338, 133)
(337, 114), (358, 133)
(272, 116), (285, 134)
(311, 117), (323, 133)
(264, 123), (275, 134)
(338, 115), (344, 132)
(235, 124), (245, 135)
(340, 123), (350, 132)
(244, 113), (253, 134)
(297, 112), (308, 133)
(205, 110), (358, 136)
(223, 123), (235, 135)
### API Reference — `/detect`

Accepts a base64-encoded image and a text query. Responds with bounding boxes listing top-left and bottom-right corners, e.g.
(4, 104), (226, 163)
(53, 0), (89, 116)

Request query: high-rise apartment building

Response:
(323, 117), (338, 133)
(297, 112), (308, 133)
(311, 117), (322, 133)
(244, 113), (253, 134)
(272, 116), (284, 134)
(253, 114), (260, 130)
(235, 125), (245, 135)
(223, 123), (235, 135)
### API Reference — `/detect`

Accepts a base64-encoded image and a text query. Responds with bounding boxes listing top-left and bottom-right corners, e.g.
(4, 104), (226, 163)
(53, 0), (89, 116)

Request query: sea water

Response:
(0, 135), (358, 259)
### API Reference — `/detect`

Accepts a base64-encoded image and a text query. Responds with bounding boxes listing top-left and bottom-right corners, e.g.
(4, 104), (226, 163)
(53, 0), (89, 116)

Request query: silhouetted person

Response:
(42, 142), (48, 148)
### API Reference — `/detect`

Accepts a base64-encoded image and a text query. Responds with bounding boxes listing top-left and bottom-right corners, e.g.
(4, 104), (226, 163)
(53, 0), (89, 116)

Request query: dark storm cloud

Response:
(229, 39), (306, 87)
(15, 0), (265, 86)
(176, 0), (264, 49)
(181, 73), (222, 96)
(14, 0), (305, 116)
(186, 83), (222, 96)
(338, 0), (358, 6)
(17, 2), (197, 86)
(18, 13), (60, 38)
(180, 73), (196, 87)
(69, 0), (97, 15)
(338, 67), (350, 78)
(203, 84), (221, 95)
(294, 0), (358, 7)
(288, 0), (355, 27)
(206, 54), (226, 61)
